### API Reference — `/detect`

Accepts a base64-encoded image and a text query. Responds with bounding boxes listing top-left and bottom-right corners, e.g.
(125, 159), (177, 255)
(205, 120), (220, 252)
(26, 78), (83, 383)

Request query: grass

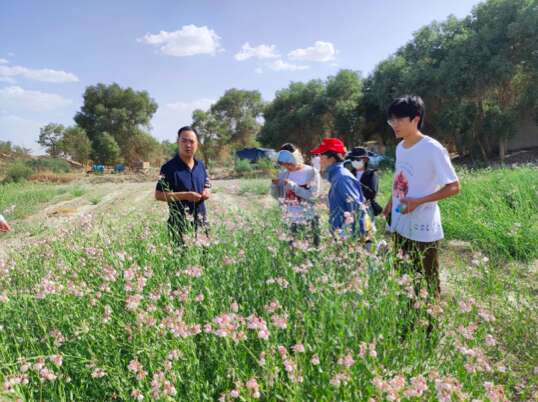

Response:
(0, 166), (536, 400)
(239, 178), (270, 195)
(0, 182), (71, 221)
(378, 166), (538, 261)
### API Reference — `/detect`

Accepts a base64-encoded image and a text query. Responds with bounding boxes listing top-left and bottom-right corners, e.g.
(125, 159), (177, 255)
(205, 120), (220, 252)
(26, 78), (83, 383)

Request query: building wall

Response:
(508, 115), (538, 151)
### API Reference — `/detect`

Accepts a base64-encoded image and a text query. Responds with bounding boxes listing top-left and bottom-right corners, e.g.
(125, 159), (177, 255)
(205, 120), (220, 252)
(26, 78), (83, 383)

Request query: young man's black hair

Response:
(387, 95), (425, 130)
(177, 126), (199, 138)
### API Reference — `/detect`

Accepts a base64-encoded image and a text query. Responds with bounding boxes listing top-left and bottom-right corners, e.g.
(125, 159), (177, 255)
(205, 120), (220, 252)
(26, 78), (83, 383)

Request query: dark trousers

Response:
(168, 213), (208, 245)
(393, 232), (440, 298)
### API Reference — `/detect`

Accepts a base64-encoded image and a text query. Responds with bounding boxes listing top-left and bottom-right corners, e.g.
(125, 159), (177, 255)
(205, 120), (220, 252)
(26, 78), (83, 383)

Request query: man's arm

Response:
(155, 191), (202, 202)
(401, 181), (460, 214)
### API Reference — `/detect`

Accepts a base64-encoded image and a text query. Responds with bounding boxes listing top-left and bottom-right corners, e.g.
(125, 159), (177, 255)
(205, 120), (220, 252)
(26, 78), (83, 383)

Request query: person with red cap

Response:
(310, 138), (373, 239)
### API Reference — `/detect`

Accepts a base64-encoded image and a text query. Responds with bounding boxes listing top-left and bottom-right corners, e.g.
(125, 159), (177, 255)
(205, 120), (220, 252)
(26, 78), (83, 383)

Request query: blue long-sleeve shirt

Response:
(326, 162), (368, 236)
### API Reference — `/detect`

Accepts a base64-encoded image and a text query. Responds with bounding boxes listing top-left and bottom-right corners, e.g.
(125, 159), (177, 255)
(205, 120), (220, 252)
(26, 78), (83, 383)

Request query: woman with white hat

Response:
(271, 143), (321, 246)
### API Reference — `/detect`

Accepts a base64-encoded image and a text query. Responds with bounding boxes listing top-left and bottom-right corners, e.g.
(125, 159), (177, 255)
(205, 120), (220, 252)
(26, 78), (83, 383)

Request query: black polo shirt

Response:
(156, 155), (210, 220)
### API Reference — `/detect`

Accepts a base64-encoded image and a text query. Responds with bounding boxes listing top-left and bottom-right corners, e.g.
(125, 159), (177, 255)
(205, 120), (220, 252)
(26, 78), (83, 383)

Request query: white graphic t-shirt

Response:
(284, 167), (314, 222)
(390, 135), (458, 242)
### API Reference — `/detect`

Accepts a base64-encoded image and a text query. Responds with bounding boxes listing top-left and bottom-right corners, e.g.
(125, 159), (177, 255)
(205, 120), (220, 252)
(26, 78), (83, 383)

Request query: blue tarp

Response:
(235, 148), (276, 163)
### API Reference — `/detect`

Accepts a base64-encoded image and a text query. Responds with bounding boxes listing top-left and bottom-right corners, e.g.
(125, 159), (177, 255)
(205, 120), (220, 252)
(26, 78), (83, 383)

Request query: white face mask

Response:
(351, 160), (365, 170)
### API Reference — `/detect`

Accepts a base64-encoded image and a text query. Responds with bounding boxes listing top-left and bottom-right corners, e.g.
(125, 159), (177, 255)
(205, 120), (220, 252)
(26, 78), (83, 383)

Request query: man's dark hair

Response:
(279, 143), (297, 152)
(387, 95), (425, 129)
(322, 151), (345, 162)
(177, 126), (199, 139)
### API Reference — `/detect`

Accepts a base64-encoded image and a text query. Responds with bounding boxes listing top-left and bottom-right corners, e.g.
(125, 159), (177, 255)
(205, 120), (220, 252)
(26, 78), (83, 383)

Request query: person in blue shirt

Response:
(310, 138), (373, 239)
(155, 126), (211, 244)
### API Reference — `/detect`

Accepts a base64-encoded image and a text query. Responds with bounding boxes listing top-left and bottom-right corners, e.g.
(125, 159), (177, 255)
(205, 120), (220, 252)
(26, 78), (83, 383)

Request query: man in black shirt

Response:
(155, 126), (210, 244)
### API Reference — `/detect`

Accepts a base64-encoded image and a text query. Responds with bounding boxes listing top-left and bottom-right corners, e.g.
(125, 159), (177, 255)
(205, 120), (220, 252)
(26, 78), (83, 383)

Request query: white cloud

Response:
(165, 98), (214, 112)
(0, 114), (44, 153)
(150, 98), (215, 141)
(269, 59), (309, 72)
(0, 76), (16, 84)
(288, 41), (336, 62)
(0, 64), (79, 83)
(0, 86), (72, 112)
(138, 25), (223, 57)
(0, 58), (8, 64)
(234, 43), (279, 61)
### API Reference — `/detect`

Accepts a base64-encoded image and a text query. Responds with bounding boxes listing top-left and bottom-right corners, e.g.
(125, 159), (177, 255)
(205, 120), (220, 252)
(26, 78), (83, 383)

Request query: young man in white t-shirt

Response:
(383, 95), (460, 298)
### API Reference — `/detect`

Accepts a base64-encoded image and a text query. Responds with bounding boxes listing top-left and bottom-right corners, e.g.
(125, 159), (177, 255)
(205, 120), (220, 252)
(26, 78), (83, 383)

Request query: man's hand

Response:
(383, 200), (392, 218)
(271, 178), (280, 185)
(183, 192), (203, 202)
(201, 189), (210, 201)
(399, 197), (422, 214)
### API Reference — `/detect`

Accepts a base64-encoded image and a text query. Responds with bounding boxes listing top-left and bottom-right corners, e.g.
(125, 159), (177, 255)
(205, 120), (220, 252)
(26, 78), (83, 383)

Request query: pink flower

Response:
(91, 368), (107, 378)
(39, 368), (57, 381)
(330, 372), (350, 387)
(485, 334), (497, 346)
(49, 354), (63, 367)
(128, 359), (143, 373)
(338, 352), (355, 368)
(292, 344), (305, 353)
(131, 389), (144, 401)
(310, 354), (320, 365)
(271, 314), (288, 329)
(183, 266), (203, 277)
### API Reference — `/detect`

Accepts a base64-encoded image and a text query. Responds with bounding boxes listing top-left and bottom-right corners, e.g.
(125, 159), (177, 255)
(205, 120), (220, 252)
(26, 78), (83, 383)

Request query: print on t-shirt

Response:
(393, 171), (409, 200)
(285, 185), (310, 205)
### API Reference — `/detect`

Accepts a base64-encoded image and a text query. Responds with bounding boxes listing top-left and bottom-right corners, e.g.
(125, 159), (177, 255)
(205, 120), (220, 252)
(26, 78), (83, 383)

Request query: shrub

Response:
(27, 158), (71, 173)
(235, 158), (253, 175)
(3, 160), (34, 183)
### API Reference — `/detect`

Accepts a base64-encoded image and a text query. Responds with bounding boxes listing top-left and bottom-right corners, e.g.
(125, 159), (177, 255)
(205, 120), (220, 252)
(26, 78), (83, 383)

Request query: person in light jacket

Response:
(271, 143), (321, 246)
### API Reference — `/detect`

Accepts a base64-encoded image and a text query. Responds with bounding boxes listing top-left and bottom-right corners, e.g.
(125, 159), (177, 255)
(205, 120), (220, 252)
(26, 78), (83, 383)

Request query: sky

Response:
(0, 0), (484, 153)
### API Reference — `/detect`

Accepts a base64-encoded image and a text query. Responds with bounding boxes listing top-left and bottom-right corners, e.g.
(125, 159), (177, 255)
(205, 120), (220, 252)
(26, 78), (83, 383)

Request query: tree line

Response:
(38, 0), (537, 165)
(195, 0), (537, 160)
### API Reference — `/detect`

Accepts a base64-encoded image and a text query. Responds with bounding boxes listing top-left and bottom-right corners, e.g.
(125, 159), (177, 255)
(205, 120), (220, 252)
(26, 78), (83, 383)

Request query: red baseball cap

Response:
(310, 138), (347, 154)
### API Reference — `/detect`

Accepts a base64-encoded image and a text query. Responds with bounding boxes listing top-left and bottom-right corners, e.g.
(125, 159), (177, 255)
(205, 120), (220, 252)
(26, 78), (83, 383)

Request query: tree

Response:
(210, 89), (264, 148)
(92, 132), (121, 164)
(74, 82), (158, 160)
(192, 109), (227, 166)
(121, 129), (162, 167)
(325, 70), (364, 146)
(259, 80), (328, 151)
(58, 126), (92, 164)
(38, 123), (65, 157)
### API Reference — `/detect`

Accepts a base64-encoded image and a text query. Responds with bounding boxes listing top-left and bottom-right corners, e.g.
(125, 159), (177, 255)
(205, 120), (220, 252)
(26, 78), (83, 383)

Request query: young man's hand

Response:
(400, 197), (421, 214)
(183, 192), (203, 202)
(201, 189), (210, 200)
(271, 178), (280, 185)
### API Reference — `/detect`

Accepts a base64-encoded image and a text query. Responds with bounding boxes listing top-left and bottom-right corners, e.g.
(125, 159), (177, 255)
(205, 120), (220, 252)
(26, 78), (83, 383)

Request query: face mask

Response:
(351, 160), (365, 170)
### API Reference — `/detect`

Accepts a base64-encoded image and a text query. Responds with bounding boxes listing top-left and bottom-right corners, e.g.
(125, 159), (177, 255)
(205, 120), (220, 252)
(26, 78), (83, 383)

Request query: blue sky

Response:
(0, 0), (483, 153)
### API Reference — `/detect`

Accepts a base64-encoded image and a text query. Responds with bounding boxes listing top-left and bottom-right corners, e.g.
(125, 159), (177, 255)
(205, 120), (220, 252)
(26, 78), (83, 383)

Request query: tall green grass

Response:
(378, 166), (538, 261)
(0, 183), (67, 220)
(0, 201), (528, 400)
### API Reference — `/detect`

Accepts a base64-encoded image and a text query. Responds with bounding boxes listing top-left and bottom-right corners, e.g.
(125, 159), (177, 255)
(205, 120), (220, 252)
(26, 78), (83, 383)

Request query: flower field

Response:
(0, 169), (537, 401)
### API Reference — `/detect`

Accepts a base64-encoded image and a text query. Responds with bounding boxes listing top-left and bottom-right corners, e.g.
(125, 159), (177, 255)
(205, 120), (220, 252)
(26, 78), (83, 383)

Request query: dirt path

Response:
(0, 179), (277, 261)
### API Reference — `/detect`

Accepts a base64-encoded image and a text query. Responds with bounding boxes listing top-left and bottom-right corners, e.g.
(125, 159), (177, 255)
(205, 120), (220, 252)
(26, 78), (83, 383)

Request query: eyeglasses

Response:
(387, 117), (410, 127)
